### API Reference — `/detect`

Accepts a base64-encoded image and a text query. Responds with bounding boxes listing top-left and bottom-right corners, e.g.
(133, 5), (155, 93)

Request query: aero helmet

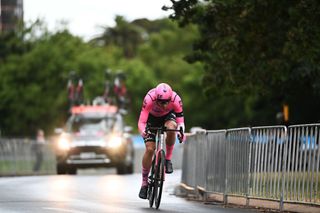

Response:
(155, 83), (173, 100)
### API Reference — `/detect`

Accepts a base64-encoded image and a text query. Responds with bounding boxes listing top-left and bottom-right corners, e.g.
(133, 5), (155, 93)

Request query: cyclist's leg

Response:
(142, 140), (155, 186)
(164, 113), (177, 174)
(164, 113), (177, 161)
(140, 115), (159, 188)
(139, 137), (156, 199)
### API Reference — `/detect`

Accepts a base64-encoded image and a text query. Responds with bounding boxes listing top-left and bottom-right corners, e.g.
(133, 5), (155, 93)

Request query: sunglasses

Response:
(157, 99), (170, 105)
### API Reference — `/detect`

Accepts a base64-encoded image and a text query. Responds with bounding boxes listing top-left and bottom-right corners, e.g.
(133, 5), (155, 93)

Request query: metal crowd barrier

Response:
(206, 130), (226, 194)
(250, 126), (287, 201)
(226, 127), (251, 199)
(181, 133), (197, 189)
(180, 124), (320, 210)
(285, 124), (320, 204)
(0, 138), (56, 176)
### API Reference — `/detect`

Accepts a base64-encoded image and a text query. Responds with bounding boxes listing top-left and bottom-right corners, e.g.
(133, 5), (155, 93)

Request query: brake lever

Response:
(178, 126), (184, 143)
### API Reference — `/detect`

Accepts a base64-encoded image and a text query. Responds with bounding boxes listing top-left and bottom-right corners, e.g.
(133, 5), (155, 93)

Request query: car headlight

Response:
(107, 136), (123, 149)
(57, 137), (70, 150)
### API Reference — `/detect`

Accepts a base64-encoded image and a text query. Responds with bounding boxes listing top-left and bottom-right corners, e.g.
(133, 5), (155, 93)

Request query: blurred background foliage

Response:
(1, 0), (320, 136)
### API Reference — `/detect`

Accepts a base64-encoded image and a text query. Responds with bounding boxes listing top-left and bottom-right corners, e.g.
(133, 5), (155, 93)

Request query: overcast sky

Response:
(24, 0), (172, 40)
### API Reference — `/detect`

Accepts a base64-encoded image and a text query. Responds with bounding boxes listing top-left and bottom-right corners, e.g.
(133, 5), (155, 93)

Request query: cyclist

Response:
(138, 83), (186, 199)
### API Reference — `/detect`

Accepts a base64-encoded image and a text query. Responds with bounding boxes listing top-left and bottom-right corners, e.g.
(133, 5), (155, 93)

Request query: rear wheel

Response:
(67, 166), (77, 175)
(117, 147), (135, 175)
(56, 162), (67, 175)
(126, 150), (135, 174)
(126, 162), (134, 174)
(154, 150), (165, 209)
(116, 165), (127, 175)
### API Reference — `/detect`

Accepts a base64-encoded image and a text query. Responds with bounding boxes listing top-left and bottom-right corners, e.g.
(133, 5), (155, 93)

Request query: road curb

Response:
(176, 184), (320, 213)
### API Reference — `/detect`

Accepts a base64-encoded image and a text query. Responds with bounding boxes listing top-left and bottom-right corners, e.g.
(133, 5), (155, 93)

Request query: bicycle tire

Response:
(148, 154), (156, 208)
(154, 150), (165, 209)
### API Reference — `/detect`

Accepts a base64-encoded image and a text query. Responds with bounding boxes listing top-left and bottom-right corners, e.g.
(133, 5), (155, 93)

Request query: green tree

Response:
(166, 0), (320, 125)
(92, 16), (145, 58)
(1, 15), (235, 136)
(0, 21), (124, 136)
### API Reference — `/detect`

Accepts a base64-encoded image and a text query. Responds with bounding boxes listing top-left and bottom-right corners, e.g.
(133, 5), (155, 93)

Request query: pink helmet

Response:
(155, 83), (173, 100)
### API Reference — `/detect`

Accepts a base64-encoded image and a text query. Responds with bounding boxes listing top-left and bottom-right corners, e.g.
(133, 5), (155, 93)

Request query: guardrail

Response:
(0, 138), (56, 176)
(180, 124), (320, 211)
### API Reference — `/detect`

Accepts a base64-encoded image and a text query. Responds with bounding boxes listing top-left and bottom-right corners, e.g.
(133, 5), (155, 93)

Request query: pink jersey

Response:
(138, 88), (185, 135)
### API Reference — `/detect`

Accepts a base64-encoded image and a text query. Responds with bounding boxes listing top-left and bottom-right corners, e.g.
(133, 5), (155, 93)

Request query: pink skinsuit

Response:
(138, 88), (185, 135)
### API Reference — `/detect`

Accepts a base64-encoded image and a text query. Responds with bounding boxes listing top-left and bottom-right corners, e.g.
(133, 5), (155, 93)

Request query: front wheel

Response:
(148, 155), (156, 208)
(154, 150), (165, 209)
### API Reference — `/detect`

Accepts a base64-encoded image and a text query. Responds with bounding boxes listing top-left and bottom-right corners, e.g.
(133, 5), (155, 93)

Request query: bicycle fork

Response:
(156, 133), (166, 181)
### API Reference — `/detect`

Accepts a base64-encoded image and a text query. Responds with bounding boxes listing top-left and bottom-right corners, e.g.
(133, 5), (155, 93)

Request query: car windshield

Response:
(71, 116), (116, 135)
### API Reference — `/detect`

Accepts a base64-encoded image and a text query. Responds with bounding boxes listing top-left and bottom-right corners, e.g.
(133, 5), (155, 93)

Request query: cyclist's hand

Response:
(142, 127), (152, 138)
(177, 125), (185, 143)
(142, 129), (151, 138)
(178, 133), (186, 143)
(142, 131), (148, 138)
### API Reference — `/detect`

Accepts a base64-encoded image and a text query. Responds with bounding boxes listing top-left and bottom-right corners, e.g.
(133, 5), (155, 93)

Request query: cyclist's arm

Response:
(138, 94), (152, 136)
(172, 93), (185, 132)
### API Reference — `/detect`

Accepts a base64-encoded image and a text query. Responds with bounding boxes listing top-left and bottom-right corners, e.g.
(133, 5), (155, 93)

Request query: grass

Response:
(249, 172), (320, 203)
(0, 158), (56, 176)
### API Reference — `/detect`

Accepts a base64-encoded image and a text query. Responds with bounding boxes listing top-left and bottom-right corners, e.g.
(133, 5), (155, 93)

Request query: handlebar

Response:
(145, 126), (184, 143)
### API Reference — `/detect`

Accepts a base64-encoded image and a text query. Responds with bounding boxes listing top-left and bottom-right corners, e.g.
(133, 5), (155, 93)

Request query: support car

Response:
(54, 104), (134, 175)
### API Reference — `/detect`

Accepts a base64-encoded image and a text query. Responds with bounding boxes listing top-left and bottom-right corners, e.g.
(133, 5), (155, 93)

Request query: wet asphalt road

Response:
(0, 169), (256, 213)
